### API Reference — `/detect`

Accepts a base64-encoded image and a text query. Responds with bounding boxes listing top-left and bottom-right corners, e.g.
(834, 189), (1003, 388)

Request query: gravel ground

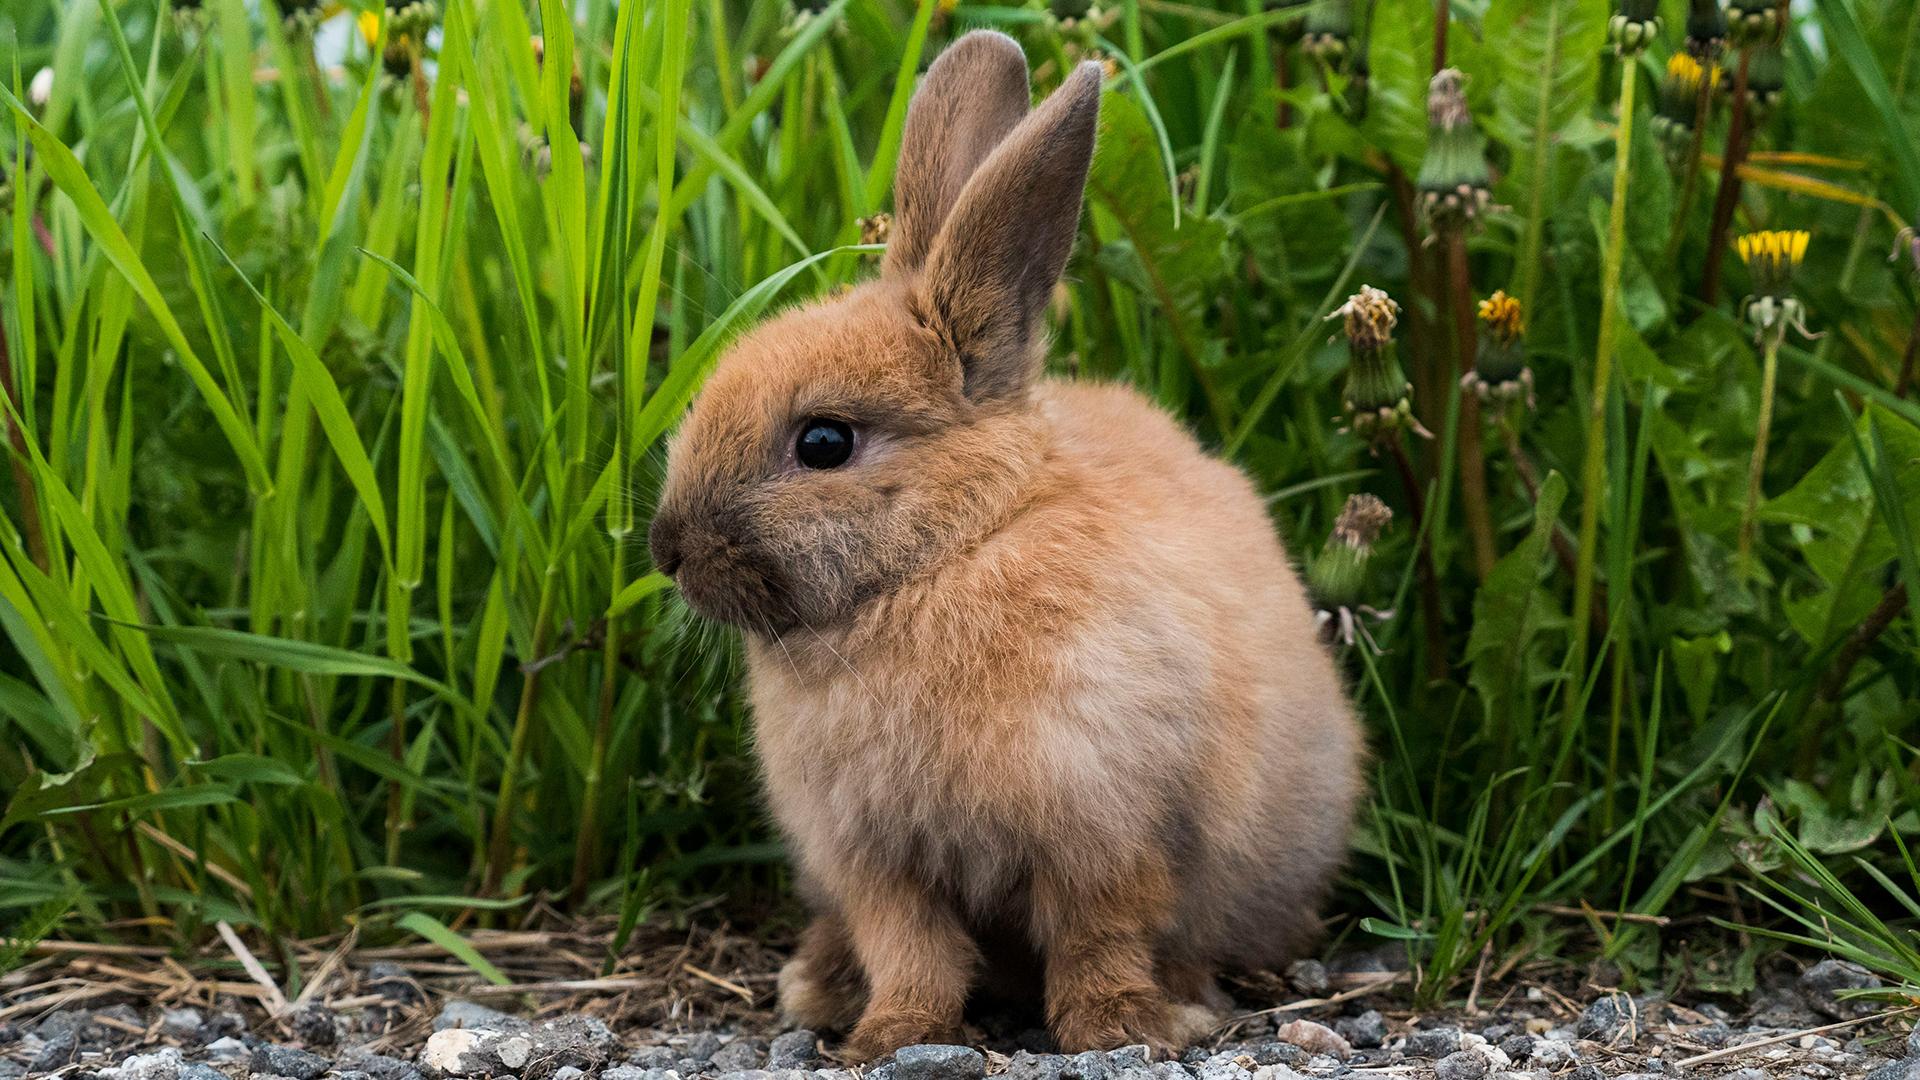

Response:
(4, 955), (1914, 1080)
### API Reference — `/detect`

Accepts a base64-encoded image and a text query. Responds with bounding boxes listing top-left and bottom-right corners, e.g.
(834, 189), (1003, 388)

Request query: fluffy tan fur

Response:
(650, 30), (1363, 1061)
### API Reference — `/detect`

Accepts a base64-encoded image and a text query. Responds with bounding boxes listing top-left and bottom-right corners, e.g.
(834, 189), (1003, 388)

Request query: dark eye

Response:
(796, 418), (855, 469)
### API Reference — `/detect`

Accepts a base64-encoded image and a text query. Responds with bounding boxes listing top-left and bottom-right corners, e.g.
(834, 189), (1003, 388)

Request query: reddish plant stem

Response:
(0, 309), (49, 572)
(1700, 48), (1755, 307)
(1385, 163), (1444, 480)
(1445, 230), (1496, 578)
(1896, 304), (1919, 398)
(1432, 0), (1449, 74)
(1504, 423), (1608, 635)
(1273, 39), (1293, 130)
(1817, 582), (1909, 703)
(1386, 438), (1449, 682)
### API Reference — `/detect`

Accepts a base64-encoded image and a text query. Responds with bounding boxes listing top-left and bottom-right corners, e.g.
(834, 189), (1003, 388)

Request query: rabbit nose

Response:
(649, 511), (685, 577)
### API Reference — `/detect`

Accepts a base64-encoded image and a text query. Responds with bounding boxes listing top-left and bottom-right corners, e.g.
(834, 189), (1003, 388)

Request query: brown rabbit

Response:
(648, 30), (1364, 1061)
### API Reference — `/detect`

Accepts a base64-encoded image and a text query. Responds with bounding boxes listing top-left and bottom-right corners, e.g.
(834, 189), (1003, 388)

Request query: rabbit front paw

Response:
(1051, 989), (1181, 1055)
(841, 1007), (960, 1063)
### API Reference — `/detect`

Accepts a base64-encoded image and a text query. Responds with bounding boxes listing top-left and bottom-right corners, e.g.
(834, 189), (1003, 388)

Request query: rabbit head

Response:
(650, 33), (1103, 632)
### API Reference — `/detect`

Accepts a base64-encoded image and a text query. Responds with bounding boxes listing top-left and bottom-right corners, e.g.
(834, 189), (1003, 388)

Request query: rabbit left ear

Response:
(919, 62), (1102, 402)
(884, 31), (1034, 276)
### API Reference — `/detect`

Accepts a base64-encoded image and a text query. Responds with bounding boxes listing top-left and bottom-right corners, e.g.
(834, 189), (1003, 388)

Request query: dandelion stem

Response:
(1446, 230), (1496, 578)
(1569, 57), (1638, 722)
(1386, 438), (1449, 681)
(1660, 77), (1714, 276)
(1738, 336), (1780, 569)
(1700, 48), (1754, 307)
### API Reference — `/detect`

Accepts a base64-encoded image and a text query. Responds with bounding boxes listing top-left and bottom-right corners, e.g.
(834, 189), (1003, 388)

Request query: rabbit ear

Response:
(920, 61), (1102, 401)
(884, 31), (1033, 276)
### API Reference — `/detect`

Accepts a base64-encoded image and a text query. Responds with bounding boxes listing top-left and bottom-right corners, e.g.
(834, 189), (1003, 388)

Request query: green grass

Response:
(0, 0), (1916, 1001)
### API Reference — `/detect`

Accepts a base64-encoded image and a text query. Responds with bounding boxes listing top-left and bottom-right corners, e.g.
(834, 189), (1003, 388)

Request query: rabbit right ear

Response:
(883, 31), (1033, 275)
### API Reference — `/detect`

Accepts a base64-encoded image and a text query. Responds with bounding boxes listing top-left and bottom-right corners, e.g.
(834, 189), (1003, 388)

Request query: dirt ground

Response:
(3, 916), (1915, 1080)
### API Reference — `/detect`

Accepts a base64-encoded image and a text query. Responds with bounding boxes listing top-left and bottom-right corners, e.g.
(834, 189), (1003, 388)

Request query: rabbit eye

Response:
(796, 418), (855, 470)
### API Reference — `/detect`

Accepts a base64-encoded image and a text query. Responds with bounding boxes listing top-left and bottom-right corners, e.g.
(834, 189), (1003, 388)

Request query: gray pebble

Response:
(549, 1068), (583, 1080)
(0, 1063), (23, 1080)
(1497, 1035), (1532, 1063)
(1404, 1028), (1460, 1059)
(715, 1070), (776, 1080)
(30, 1031), (80, 1072)
(180, 1066), (227, 1080)
(1910, 1025), (1920, 1058)
(1334, 1012), (1385, 1050)
(1433, 1052), (1486, 1080)
(159, 1009), (207, 1042)
(893, 1045), (985, 1080)
(627, 1048), (680, 1070)
(1724, 1070), (1767, 1080)
(1061, 1051), (1110, 1080)
(602, 1069), (678, 1080)
(1194, 1053), (1251, 1080)
(681, 1033), (725, 1064)
(709, 1039), (767, 1073)
(1576, 995), (1642, 1044)
(250, 1045), (330, 1080)
(1239, 1044), (1302, 1068)
(1283, 960), (1329, 997)
(1866, 1060), (1920, 1080)
(768, 1032), (820, 1070)
(101, 1047), (185, 1080)
(338, 1049), (424, 1080)
(1002, 1050), (1068, 1080)
(1568, 1066), (1606, 1080)
(433, 1003), (525, 1034)
(1105, 1047), (1151, 1071)
(207, 1038), (251, 1061)
(1800, 960), (1883, 1020)
(291, 1005), (338, 1048)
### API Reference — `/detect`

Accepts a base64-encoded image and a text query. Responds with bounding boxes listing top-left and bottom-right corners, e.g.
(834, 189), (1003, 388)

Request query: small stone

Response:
(0, 1023), (16, 1046)
(291, 1006), (338, 1049)
(1528, 1040), (1577, 1068)
(602, 1068), (676, 1080)
(1061, 1051), (1109, 1080)
(338, 1049), (423, 1080)
(1910, 1025), (1920, 1058)
(1283, 960), (1329, 997)
(894, 1045), (986, 1080)
(1576, 995), (1642, 1045)
(181, 1066), (228, 1080)
(1496, 1035), (1532, 1064)
(1105, 1047), (1150, 1070)
(1569, 1066), (1605, 1080)
(769, 1032), (820, 1070)
(1334, 1012), (1386, 1050)
(1237, 1043), (1302, 1068)
(1434, 1051), (1487, 1080)
(1799, 960), (1883, 1020)
(493, 1037), (534, 1071)
(715, 1071), (775, 1080)
(1866, 1060), (1920, 1080)
(1725, 1070), (1767, 1080)
(710, 1040), (767, 1073)
(1002, 1050), (1067, 1080)
(421, 1029), (493, 1076)
(1248, 1067), (1306, 1080)
(550, 1068), (583, 1080)
(1405, 1028), (1461, 1059)
(103, 1047), (186, 1080)
(433, 1003), (525, 1034)
(207, 1038), (251, 1061)
(1194, 1054), (1251, 1080)
(159, 1009), (207, 1043)
(251, 1045), (330, 1080)
(1272, 1020), (1349, 1059)
(30, 1031), (80, 1073)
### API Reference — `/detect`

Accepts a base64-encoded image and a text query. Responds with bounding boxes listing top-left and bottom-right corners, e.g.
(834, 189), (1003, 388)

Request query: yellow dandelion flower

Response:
(1737, 229), (1810, 297)
(1665, 53), (1705, 96)
(357, 9), (380, 45)
(1476, 290), (1525, 343)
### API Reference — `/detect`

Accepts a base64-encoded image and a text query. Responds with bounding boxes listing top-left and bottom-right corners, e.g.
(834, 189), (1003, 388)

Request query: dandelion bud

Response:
(1416, 71), (1493, 231)
(1332, 287), (1427, 440)
(1727, 0), (1779, 46)
(1685, 0), (1727, 58)
(1301, 0), (1354, 69)
(1465, 291), (1534, 409)
(1308, 494), (1392, 613)
(1608, 0), (1662, 55)
(1736, 230), (1814, 344)
(1653, 53), (1716, 155)
(1745, 39), (1784, 119)
(385, 0), (438, 39)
